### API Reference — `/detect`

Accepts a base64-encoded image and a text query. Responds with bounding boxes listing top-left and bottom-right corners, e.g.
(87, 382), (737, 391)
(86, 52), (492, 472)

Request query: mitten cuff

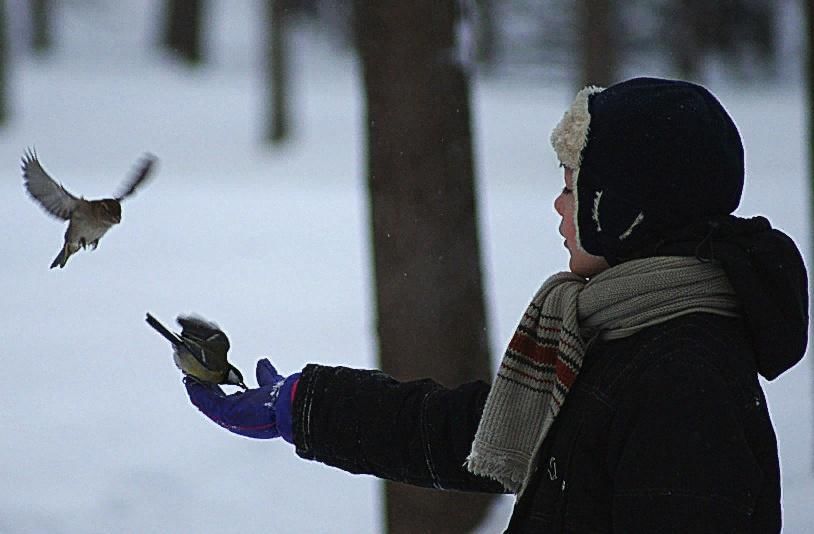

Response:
(276, 373), (301, 444)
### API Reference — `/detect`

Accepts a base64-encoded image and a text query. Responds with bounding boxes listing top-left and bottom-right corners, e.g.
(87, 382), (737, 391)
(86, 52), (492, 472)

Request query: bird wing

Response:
(115, 153), (157, 201)
(176, 315), (231, 371)
(21, 148), (81, 220)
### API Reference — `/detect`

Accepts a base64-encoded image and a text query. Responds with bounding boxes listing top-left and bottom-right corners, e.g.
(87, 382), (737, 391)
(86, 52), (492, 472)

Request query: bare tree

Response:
(264, 0), (290, 143)
(0, 0), (7, 125)
(664, 0), (706, 80)
(805, 0), (814, 475)
(30, 0), (52, 53)
(161, 0), (206, 65)
(578, 0), (618, 88)
(474, 0), (498, 69)
(661, 0), (777, 81)
(354, 1), (495, 532)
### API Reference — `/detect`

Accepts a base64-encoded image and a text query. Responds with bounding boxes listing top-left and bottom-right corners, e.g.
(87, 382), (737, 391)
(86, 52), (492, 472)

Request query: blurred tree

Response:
(30, 0), (51, 53)
(578, 0), (619, 88)
(662, 0), (705, 79)
(161, 0), (206, 65)
(354, 1), (495, 532)
(287, 0), (318, 16)
(314, 1), (355, 49)
(474, 0), (498, 69)
(805, 0), (814, 474)
(661, 0), (776, 80)
(264, 0), (290, 143)
(0, 0), (6, 125)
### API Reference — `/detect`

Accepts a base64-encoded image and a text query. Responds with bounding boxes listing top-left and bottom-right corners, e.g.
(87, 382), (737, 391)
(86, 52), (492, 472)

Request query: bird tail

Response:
(50, 243), (78, 269)
(50, 247), (67, 269)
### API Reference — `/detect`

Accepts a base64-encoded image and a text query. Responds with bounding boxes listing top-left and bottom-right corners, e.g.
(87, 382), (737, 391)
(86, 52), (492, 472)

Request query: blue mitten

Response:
(184, 358), (300, 442)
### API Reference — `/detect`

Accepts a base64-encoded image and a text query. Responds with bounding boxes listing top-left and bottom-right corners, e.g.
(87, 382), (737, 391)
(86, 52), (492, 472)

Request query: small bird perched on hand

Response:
(21, 148), (156, 268)
(146, 313), (248, 390)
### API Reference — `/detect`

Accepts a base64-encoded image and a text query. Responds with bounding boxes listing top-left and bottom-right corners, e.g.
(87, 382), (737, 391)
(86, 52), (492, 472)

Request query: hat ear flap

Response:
(550, 85), (604, 170)
(550, 85), (605, 255)
(583, 188), (648, 263)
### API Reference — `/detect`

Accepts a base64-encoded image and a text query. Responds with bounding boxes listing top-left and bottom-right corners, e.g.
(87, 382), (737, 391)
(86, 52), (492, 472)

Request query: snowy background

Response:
(0, 2), (811, 533)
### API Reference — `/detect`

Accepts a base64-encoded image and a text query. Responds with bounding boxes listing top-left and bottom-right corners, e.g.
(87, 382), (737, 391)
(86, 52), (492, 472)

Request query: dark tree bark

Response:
(805, 0), (814, 476)
(663, 0), (777, 81)
(578, 0), (618, 88)
(668, 0), (706, 80)
(264, 0), (290, 143)
(30, 0), (51, 53)
(475, 0), (498, 69)
(161, 0), (206, 65)
(354, 1), (495, 532)
(0, 0), (7, 125)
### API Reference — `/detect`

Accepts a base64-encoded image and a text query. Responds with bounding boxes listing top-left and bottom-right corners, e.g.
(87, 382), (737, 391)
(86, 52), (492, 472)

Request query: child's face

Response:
(554, 167), (609, 278)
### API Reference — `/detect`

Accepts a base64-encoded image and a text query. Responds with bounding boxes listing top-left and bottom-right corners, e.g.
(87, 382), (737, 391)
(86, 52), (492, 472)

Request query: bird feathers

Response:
(175, 314), (231, 370)
(22, 148), (81, 220)
(115, 153), (157, 201)
(21, 148), (157, 268)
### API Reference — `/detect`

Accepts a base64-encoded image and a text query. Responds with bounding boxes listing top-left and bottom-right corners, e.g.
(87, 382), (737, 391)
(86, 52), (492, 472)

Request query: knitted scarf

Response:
(465, 256), (740, 494)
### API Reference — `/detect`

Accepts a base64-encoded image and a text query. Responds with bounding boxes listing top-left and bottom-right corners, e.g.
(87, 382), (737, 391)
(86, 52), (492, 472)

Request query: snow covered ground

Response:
(0, 2), (811, 532)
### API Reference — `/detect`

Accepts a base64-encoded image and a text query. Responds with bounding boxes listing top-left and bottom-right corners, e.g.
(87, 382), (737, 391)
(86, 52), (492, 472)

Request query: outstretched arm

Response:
(292, 364), (507, 494)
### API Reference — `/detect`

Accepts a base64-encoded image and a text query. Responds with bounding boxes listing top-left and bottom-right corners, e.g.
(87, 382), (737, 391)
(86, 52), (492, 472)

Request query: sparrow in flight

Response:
(21, 148), (157, 268)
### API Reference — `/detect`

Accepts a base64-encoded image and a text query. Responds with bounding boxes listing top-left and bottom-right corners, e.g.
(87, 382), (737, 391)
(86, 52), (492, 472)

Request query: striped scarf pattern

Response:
(465, 257), (740, 494)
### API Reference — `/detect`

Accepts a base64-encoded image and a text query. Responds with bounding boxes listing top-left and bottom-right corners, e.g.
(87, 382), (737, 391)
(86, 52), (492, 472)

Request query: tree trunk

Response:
(264, 0), (290, 143)
(161, 0), (205, 65)
(30, 0), (51, 53)
(475, 0), (498, 69)
(669, 0), (704, 80)
(578, 0), (617, 88)
(354, 1), (495, 532)
(804, 0), (814, 476)
(0, 0), (7, 125)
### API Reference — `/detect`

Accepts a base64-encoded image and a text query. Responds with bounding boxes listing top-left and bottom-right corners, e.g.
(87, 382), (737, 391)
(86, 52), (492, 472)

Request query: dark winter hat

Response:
(551, 77), (744, 264)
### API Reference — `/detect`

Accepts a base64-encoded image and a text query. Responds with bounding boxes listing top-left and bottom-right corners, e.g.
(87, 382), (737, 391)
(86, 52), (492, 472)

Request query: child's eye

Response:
(561, 186), (572, 195)
(558, 162), (566, 168)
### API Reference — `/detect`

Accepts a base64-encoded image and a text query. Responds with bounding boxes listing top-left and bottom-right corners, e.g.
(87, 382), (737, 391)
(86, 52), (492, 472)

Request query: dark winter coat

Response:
(292, 312), (784, 533)
(289, 214), (807, 532)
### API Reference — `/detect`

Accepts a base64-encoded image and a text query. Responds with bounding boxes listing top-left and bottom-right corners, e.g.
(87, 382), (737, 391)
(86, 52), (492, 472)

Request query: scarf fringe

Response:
(466, 257), (740, 491)
(465, 450), (525, 494)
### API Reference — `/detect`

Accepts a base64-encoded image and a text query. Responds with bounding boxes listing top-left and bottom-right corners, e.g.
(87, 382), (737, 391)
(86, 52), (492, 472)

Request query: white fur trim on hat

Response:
(550, 85), (604, 253)
(550, 85), (604, 170)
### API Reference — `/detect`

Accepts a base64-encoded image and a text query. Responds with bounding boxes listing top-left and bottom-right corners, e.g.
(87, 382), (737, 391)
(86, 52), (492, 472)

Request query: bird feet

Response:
(78, 238), (99, 250)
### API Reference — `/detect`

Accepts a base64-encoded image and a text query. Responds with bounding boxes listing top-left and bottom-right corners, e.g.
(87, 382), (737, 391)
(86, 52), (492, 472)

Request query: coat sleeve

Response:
(607, 351), (774, 533)
(291, 364), (508, 493)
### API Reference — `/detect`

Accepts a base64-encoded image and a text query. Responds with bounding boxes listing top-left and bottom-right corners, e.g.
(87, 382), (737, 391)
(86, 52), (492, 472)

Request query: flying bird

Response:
(21, 148), (157, 268)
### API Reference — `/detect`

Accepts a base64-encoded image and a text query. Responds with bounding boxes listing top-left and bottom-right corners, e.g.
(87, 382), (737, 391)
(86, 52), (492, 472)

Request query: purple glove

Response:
(184, 358), (300, 442)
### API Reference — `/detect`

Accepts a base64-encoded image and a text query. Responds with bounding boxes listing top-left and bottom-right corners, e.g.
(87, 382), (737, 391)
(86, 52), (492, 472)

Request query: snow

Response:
(0, 2), (811, 533)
